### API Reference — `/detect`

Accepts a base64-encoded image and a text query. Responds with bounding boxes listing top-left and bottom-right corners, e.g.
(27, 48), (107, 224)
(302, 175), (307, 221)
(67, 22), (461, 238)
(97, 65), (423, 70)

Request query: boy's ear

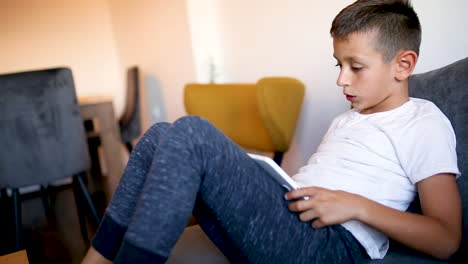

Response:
(394, 50), (418, 81)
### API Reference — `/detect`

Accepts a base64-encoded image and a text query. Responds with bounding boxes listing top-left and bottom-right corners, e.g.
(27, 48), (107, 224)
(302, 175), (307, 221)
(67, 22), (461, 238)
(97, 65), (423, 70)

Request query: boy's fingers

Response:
(298, 209), (318, 222)
(288, 197), (319, 213)
(312, 219), (325, 229)
(288, 200), (308, 212)
(284, 188), (308, 200)
(285, 186), (324, 200)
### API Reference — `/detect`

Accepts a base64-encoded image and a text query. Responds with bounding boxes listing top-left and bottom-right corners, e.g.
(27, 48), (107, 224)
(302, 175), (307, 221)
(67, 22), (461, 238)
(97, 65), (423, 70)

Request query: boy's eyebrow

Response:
(333, 54), (363, 63)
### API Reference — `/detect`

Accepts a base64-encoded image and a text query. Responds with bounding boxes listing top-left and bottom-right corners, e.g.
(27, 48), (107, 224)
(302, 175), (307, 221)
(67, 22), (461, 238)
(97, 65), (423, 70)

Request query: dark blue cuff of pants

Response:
(114, 240), (167, 264)
(91, 214), (126, 261)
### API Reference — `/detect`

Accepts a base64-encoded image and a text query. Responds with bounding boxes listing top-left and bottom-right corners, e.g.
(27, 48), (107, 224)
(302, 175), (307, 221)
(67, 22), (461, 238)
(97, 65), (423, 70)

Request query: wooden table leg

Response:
(79, 100), (125, 201)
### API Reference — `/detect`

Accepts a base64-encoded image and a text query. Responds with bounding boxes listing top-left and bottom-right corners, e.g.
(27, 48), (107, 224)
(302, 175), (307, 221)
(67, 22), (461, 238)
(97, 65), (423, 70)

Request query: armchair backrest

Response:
(256, 77), (305, 152)
(0, 68), (90, 188)
(184, 77), (305, 155)
(408, 57), (468, 258)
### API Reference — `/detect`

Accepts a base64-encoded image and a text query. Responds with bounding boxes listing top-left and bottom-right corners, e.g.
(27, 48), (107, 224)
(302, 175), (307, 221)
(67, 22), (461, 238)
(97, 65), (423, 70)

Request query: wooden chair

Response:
(86, 66), (141, 154)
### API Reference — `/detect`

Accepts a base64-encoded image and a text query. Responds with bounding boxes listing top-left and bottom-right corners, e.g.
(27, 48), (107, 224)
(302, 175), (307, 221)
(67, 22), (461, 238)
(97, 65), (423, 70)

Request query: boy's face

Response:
(333, 31), (403, 114)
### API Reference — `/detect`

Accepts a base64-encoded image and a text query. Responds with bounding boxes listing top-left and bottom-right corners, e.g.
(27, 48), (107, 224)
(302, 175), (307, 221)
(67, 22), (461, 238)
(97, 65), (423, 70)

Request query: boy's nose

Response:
(336, 70), (350, 87)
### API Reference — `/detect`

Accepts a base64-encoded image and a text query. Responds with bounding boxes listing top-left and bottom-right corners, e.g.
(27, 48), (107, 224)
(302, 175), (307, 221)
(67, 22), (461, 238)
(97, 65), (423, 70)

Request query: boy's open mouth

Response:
(346, 95), (356, 102)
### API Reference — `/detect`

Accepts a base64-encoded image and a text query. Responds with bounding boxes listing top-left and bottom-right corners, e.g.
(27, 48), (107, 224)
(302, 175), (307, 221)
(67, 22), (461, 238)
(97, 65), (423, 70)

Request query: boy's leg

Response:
(192, 160), (365, 264)
(91, 122), (171, 260)
(114, 116), (365, 263)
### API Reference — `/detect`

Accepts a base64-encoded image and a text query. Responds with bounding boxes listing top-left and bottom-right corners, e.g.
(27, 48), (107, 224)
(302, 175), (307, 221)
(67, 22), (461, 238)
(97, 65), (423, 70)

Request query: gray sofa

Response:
(168, 57), (468, 263)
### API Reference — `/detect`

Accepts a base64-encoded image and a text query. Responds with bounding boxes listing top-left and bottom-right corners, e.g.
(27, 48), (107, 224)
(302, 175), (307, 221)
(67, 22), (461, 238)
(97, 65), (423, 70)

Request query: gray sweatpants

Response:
(92, 116), (367, 263)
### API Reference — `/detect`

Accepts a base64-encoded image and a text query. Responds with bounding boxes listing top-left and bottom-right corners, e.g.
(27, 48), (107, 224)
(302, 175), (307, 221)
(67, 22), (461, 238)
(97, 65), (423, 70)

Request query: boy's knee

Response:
(174, 115), (211, 128)
(173, 116), (219, 136)
(135, 122), (171, 147)
(145, 122), (171, 136)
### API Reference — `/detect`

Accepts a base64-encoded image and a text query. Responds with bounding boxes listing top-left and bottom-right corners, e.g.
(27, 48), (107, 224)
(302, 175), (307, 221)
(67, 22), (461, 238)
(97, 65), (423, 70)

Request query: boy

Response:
(83, 0), (461, 263)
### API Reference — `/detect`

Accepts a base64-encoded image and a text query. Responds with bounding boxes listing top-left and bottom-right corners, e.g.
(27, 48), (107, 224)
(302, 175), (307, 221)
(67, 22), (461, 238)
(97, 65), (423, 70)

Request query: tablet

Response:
(248, 153), (300, 191)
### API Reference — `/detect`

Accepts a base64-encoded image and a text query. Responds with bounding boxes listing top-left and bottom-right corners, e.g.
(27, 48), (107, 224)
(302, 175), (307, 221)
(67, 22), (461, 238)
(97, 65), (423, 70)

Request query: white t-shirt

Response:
(292, 98), (460, 259)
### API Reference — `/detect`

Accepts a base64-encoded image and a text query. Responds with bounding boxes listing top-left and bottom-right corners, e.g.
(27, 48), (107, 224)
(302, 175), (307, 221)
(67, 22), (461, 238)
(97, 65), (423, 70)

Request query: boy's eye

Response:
(351, 66), (363, 71)
(335, 63), (342, 68)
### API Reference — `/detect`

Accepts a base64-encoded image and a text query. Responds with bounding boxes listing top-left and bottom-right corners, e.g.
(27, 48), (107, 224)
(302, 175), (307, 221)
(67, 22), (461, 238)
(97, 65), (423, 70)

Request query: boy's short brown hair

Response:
(330, 0), (421, 62)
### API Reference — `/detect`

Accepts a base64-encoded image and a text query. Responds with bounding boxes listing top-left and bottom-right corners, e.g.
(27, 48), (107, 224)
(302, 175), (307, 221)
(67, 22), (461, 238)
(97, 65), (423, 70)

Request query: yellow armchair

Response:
(184, 77), (305, 165)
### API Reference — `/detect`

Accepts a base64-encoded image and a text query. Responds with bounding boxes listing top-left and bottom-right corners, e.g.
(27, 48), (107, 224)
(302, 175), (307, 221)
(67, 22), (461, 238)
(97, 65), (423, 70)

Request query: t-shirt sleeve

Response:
(396, 114), (460, 184)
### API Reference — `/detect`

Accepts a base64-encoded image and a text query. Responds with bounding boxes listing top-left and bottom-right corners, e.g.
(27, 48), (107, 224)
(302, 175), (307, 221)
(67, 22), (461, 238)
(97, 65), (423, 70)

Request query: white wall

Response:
(108, 0), (196, 127)
(412, 0), (468, 73)
(187, 0), (468, 174)
(186, 0), (224, 83)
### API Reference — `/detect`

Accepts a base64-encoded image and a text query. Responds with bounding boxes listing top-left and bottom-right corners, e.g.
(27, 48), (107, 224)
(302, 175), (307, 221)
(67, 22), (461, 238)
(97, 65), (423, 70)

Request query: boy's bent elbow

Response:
(432, 233), (461, 260)
(445, 236), (461, 259)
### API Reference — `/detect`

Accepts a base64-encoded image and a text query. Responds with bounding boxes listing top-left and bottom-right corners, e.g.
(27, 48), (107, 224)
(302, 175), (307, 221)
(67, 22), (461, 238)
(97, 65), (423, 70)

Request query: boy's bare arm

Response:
(286, 173), (461, 260)
(358, 174), (461, 259)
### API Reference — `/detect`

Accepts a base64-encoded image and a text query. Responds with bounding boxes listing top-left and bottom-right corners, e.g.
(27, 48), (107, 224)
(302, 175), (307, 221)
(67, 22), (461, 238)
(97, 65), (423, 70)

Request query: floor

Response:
(0, 179), (107, 264)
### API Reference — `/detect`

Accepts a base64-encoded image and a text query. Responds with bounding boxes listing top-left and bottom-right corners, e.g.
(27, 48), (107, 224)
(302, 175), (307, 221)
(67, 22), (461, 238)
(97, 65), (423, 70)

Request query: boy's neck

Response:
(384, 81), (410, 112)
(395, 80), (410, 105)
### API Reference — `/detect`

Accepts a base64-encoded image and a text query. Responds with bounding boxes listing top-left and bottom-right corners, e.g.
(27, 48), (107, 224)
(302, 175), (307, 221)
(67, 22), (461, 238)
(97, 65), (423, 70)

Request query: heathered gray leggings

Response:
(91, 116), (366, 263)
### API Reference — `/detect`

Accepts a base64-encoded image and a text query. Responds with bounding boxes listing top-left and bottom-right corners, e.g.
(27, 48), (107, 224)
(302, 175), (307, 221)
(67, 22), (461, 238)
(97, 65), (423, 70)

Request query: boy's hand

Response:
(285, 187), (364, 228)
